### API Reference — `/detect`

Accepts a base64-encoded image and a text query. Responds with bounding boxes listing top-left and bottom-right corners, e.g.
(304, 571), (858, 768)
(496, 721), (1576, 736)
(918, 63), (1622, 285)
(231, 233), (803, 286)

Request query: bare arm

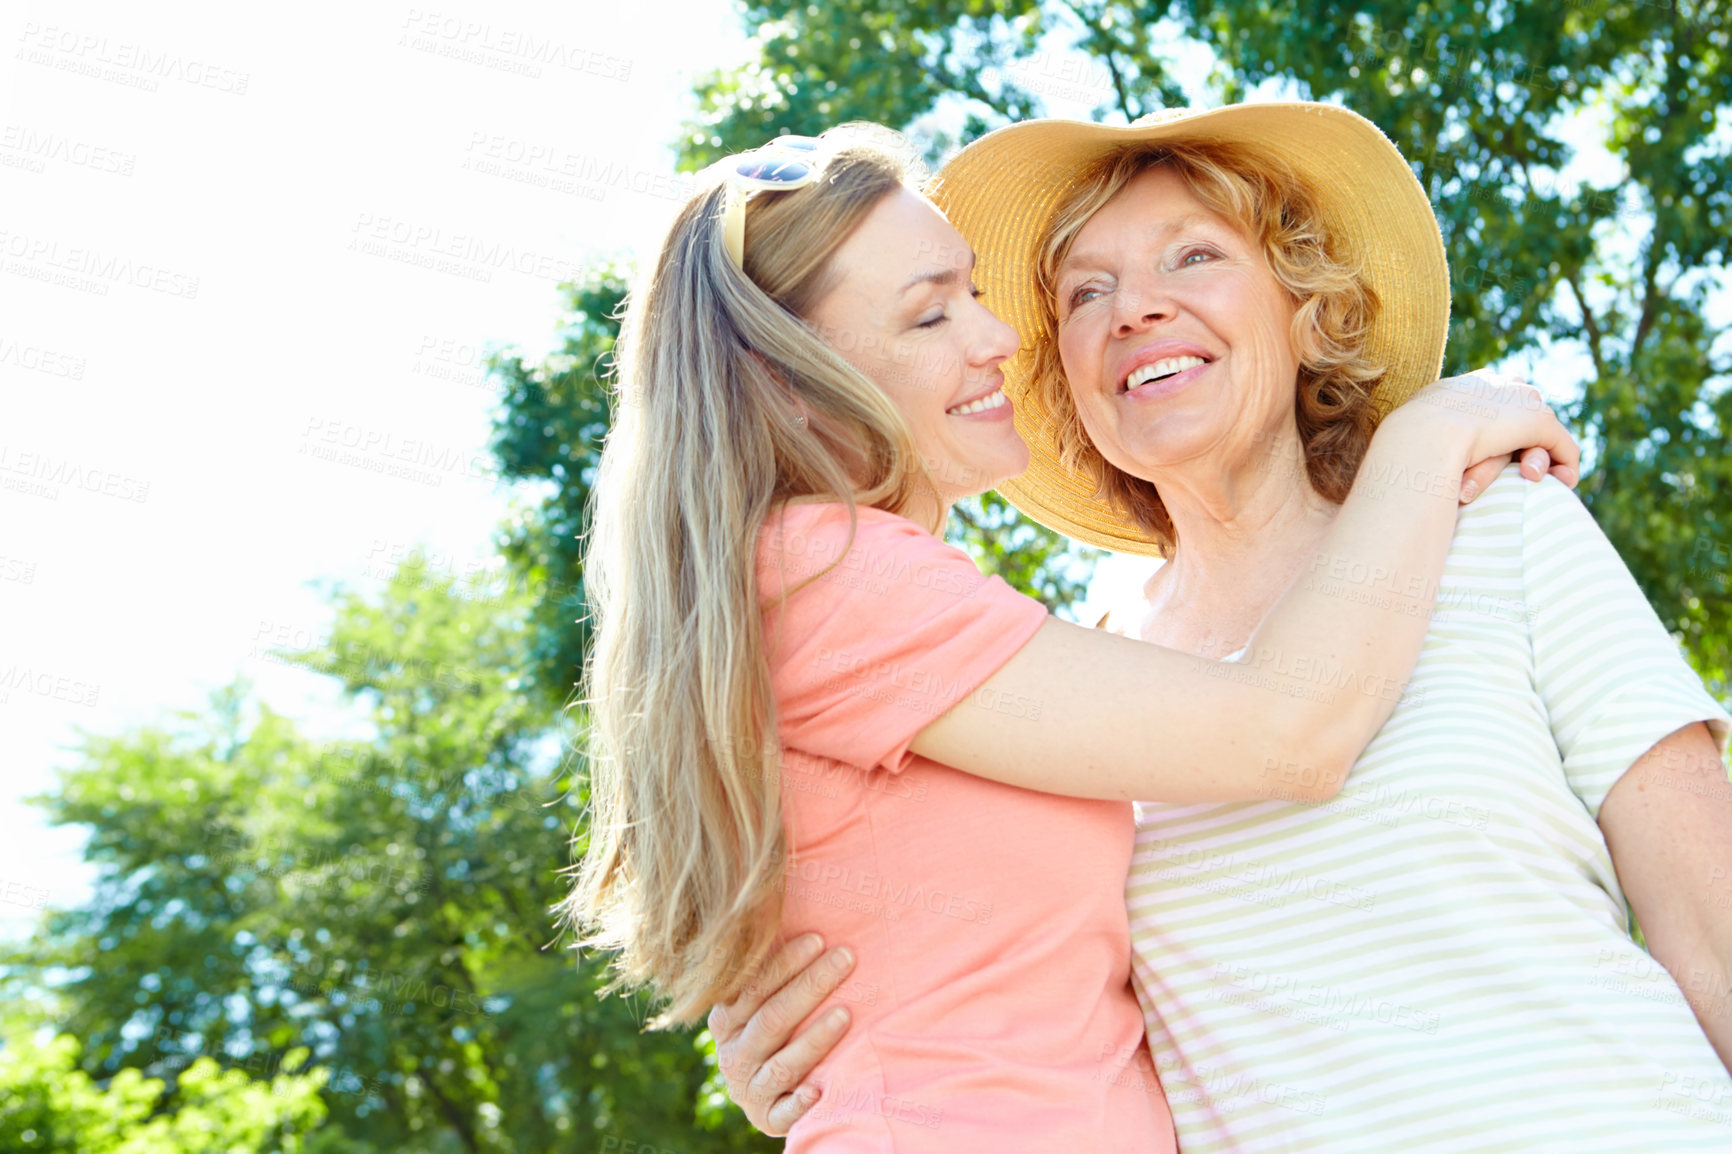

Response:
(913, 374), (1579, 804)
(1599, 722), (1732, 1069)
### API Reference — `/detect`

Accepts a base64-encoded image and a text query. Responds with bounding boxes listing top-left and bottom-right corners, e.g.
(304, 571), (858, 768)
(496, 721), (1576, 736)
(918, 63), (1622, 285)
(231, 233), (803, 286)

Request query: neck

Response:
(1136, 430), (1339, 654)
(897, 488), (949, 538)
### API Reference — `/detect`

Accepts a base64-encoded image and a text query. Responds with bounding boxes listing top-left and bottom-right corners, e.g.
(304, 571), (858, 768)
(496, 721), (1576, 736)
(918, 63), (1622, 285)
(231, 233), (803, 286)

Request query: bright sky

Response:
(0, 2), (1638, 943)
(0, 0), (764, 940)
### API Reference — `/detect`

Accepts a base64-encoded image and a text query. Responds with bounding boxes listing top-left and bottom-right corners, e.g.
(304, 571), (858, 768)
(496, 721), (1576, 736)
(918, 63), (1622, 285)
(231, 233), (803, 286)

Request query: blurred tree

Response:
(679, 0), (1732, 697)
(0, 1030), (326, 1154)
(486, 273), (623, 719)
(2, 558), (774, 1152)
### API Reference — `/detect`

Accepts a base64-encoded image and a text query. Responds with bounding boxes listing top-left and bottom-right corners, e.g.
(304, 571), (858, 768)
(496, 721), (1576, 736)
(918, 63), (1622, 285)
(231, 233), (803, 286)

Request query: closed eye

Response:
(920, 285), (985, 328)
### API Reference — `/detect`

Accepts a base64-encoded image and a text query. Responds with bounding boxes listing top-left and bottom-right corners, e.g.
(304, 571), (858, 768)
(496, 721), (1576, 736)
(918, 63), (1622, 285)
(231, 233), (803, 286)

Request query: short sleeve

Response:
(759, 503), (1050, 774)
(1521, 473), (1732, 818)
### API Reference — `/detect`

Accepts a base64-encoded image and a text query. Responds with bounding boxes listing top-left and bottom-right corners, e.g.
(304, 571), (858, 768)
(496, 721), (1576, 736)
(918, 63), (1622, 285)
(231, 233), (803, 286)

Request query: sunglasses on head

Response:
(720, 136), (824, 269)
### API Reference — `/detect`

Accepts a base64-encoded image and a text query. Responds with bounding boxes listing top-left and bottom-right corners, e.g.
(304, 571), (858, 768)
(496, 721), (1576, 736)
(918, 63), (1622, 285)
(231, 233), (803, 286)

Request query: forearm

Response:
(1602, 723), (1732, 1075)
(1242, 409), (1469, 778)
(914, 378), (1574, 805)
(1660, 942), (1732, 1073)
(916, 417), (1468, 805)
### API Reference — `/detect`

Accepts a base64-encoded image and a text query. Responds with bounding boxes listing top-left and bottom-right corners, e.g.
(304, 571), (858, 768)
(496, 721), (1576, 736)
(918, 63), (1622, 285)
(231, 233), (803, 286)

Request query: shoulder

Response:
(760, 501), (934, 565)
(1452, 462), (1530, 530)
(758, 501), (979, 599)
(1453, 464), (1593, 547)
(1519, 470), (1597, 535)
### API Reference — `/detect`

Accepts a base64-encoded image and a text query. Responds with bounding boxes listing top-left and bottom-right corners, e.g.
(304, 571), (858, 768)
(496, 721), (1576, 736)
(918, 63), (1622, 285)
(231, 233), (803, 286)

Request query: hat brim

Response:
(930, 103), (1451, 557)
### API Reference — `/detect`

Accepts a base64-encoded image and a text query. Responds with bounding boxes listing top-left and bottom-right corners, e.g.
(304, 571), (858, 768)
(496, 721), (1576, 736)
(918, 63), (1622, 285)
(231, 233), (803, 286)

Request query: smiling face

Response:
(806, 187), (1026, 509)
(1053, 165), (1302, 483)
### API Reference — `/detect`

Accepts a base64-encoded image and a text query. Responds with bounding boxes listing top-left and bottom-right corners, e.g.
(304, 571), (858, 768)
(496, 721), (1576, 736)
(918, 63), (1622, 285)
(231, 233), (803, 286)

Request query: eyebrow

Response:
(1059, 213), (1222, 274)
(899, 249), (978, 294)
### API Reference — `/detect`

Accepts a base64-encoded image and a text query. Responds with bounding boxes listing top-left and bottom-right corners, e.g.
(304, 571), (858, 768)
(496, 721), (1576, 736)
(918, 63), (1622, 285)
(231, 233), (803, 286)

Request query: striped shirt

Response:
(1123, 466), (1732, 1151)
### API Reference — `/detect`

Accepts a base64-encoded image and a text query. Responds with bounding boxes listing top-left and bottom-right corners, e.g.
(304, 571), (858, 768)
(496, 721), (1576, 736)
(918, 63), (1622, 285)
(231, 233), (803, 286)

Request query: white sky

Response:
(0, 0), (763, 940)
(0, 1), (1648, 943)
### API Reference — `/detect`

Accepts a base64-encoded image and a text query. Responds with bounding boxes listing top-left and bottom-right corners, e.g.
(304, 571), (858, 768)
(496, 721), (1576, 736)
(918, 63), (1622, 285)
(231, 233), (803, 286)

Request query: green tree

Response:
(0, 1029), (326, 1154)
(3, 558), (774, 1152)
(684, 0), (1732, 697)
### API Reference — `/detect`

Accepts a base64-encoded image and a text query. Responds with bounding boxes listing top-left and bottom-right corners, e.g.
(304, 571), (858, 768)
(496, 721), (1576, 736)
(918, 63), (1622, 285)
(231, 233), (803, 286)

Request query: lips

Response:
(1125, 355), (1207, 390)
(947, 387), (1007, 416)
(1115, 342), (1215, 394)
(946, 373), (1010, 416)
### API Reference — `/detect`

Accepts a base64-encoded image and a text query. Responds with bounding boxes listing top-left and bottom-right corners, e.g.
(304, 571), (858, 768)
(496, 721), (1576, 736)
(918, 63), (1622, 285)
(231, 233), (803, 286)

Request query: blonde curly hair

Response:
(1028, 141), (1386, 556)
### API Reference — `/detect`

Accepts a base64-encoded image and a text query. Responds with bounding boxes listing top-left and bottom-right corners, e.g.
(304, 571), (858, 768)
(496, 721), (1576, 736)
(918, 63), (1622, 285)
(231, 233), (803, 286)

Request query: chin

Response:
(996, 446), (1032, 488)
(1117, 418), (1227, 470)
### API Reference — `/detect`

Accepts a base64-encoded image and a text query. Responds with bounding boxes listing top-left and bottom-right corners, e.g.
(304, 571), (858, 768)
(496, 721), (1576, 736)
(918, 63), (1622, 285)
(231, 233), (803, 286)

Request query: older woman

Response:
(711, 105), (1732, 1150)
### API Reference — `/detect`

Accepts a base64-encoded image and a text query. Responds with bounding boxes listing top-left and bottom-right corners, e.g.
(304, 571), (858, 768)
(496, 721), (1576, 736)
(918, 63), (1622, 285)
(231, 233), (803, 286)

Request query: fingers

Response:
(1524, 398), (1580, 478)
(1447, 371), (1580, 483)
(1458, 456), (1507, 504)
(709, 933), (824, 1044)
(753, 1002), (855, 1135)
(736, 946), (854, 1084)
(765, 1083), (825, 1137)
(715, 940), (856, 1133)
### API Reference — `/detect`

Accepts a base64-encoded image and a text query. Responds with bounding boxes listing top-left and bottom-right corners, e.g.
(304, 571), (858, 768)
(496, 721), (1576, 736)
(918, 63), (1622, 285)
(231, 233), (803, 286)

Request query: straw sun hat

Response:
(929, 103), (1451, 556)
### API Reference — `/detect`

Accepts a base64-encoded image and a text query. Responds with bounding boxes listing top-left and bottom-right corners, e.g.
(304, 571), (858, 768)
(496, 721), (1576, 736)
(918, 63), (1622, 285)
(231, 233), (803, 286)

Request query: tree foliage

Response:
(0, 1030), (326, 1154)
(3, 559), (774, 1152)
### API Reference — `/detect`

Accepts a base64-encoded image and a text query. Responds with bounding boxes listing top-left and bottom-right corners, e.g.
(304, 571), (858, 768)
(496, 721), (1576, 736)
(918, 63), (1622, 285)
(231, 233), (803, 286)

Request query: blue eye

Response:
(1071, 287), (1105, 307)
(1180, 248), (1217, 267)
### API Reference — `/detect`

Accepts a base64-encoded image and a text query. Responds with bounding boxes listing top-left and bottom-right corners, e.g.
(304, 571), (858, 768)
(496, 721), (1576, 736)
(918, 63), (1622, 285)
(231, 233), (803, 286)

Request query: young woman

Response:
(561, 123), (1576, 1149)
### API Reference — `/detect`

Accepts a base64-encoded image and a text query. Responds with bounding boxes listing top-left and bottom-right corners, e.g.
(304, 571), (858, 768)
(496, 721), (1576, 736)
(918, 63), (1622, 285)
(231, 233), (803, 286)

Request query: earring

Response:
(792, 414), (807, 427)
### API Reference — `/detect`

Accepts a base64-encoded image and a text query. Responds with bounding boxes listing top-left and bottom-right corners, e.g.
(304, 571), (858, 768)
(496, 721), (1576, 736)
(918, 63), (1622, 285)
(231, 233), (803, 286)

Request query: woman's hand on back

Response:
(707, 934), (855, 1137)
(1400, 370), (1580, 503)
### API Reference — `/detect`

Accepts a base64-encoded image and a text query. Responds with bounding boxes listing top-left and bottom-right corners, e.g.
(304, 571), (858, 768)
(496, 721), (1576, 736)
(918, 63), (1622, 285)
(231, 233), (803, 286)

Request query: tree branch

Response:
(1563, 274), (1607, 380)
(1060, 0), (1139, 120)
(1634, 1), (1691, 363)
(1101, 47), (1138, 120)
(422, 1071), (483, 1154)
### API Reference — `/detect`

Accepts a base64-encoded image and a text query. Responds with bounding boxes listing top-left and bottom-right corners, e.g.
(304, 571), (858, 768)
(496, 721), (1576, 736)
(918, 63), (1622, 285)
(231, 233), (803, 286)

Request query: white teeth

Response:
(1125, 355), (1207, 390)
(947, 388), (1007, 416)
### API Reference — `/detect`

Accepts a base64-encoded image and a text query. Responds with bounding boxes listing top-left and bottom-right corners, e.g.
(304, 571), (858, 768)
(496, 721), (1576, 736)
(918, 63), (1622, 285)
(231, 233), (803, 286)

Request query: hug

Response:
(566, 102), (1732, 1151)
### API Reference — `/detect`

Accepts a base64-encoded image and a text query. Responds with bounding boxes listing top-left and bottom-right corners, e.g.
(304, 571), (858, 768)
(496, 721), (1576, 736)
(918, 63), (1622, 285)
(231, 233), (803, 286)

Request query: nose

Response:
(969, 304), (1021, 368)
(1110, 279), (1177, 337)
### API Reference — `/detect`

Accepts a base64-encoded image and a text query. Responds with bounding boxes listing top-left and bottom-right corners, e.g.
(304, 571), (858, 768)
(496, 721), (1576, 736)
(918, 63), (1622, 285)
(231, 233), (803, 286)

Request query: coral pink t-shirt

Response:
(758, 501), (1174, 1152)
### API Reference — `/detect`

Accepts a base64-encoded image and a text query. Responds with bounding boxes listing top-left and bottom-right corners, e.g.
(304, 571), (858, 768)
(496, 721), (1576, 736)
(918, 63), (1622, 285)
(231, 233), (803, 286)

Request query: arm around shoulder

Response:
(910, 615), (1347, 804)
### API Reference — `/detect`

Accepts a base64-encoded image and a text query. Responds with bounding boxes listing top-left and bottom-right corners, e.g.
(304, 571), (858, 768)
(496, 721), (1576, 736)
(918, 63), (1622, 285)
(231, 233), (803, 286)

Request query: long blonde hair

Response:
(561, 127), (932, 1027)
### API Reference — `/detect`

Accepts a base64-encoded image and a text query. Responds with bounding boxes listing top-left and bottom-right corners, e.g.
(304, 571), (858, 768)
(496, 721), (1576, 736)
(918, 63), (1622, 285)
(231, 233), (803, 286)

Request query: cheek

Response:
(1056, 320), (1095, 379)
(1064, 383), (1117, 454)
